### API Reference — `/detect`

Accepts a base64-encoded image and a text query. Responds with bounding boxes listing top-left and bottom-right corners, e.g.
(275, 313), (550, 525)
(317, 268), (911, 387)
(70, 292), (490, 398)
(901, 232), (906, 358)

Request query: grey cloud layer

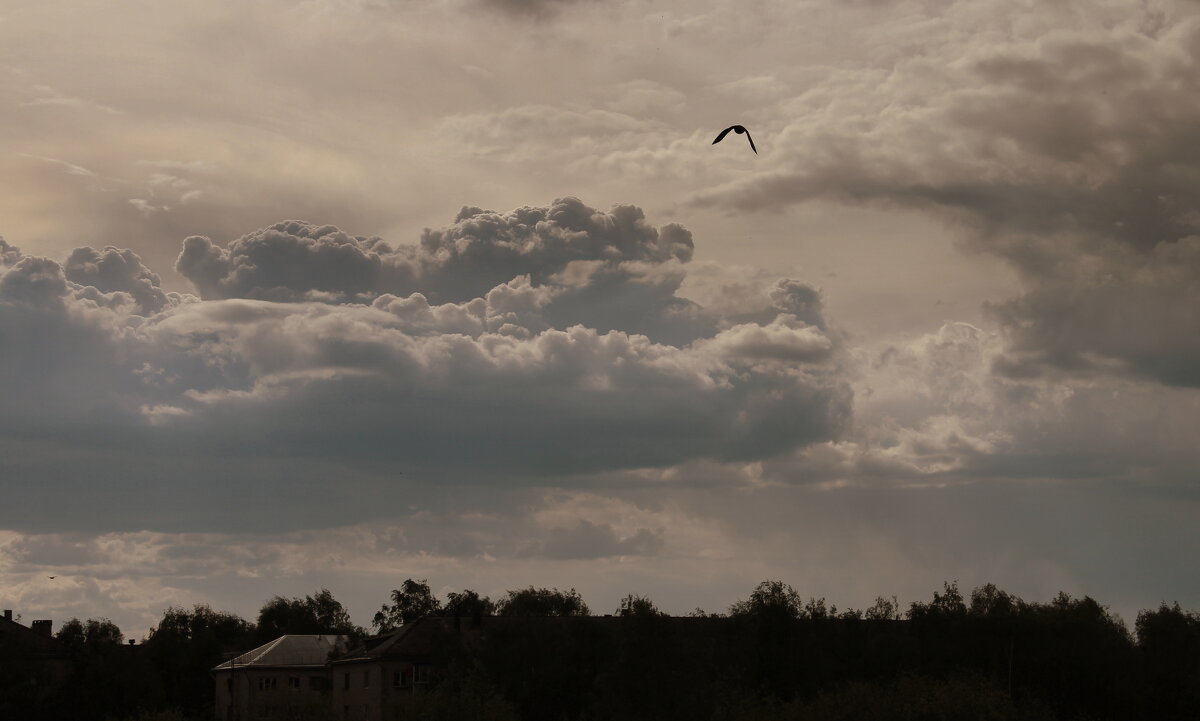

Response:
(177, 199), (693, 302)
(694, 3), (1200, 386)
(0, 200), (847, 532)
(175, 199), (710, 343)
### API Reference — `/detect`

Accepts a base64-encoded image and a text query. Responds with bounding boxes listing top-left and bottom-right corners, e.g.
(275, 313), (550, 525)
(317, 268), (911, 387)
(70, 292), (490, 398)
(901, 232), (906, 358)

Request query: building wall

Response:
(214, 668), (331, 721)
(330, 661), (432, 721)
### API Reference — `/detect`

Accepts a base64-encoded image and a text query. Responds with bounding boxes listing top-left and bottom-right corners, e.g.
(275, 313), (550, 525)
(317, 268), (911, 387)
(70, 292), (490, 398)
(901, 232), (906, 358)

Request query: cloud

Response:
(0, 237), (20, 268)
(0, 199), (849, 534)
(176, 198), (693, 302)
(18, 153), (97, 178)
(522, 520), (665, 560)
(176, 198), (723, 345)
(762, 319), (1200, 490)
(64, 246), (172, 314)
(690, 3), (1200, 387)
(982, 232), (1200, 386)
(477, 0), (594, 19)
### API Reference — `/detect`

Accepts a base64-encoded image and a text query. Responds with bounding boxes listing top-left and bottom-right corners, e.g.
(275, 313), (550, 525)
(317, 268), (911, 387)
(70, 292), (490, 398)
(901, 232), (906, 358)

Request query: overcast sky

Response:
(2, 0), (1199, 637)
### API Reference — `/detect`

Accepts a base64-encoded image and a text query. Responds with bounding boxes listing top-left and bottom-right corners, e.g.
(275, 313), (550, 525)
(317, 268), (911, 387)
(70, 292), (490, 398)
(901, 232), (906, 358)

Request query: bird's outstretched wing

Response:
(743, 129), (757, 154)
(712, 126), (736, 145)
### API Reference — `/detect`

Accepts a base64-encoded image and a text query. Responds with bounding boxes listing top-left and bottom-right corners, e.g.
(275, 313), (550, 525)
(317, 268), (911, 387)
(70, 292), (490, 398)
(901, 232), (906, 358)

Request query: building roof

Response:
(212, 634), (350, 671)
(0, 615), (66, 656)
(333, 618), (449, 664)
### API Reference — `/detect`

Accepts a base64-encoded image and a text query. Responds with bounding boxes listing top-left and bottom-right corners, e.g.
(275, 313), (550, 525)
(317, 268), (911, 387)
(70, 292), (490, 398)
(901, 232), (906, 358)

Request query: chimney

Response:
(3, 609), (11, 622)
(31, 620), (52, 637)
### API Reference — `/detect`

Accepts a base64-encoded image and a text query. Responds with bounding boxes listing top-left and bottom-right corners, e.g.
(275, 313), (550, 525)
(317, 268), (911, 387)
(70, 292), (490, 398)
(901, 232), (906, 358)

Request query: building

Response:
(214, 616), (626, 721)
(212, 634), (350, 721)
(328, 618), (452, 721)
(0, 610), (71, 711)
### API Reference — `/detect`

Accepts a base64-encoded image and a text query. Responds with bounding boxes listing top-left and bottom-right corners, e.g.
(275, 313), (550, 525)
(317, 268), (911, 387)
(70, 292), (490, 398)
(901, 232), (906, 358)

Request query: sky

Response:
(2, 0), (1199, 637)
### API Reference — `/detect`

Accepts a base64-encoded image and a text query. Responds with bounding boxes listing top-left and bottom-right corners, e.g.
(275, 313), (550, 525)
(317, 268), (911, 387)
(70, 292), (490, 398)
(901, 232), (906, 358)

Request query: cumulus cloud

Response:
(692, 2), (1200, 386)
(0, 199), (848, 534)
(139, 300), (847, 472)
(176, 198), (732, 345)
(177, 198), (692, 299)
(0, 237), (21, 268)
(65, 246), (171, 314)
(760, 319), (1200, 491)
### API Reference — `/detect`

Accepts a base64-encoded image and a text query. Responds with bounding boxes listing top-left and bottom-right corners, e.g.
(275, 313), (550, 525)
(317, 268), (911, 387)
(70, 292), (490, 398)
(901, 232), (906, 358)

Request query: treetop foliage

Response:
(256, 588), (363, 643)
(496, 586), (590, 617)
(56, 617), (124, 650)
(373, 578), (443, 632)
(444, 588), (497, 618)
(617, 593), (665, 618)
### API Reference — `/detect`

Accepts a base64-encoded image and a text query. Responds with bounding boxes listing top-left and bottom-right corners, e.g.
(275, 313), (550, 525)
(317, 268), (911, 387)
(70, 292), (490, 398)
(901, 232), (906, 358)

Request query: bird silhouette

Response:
(48, 576), (56, 579)
(712, 125), (757, 154)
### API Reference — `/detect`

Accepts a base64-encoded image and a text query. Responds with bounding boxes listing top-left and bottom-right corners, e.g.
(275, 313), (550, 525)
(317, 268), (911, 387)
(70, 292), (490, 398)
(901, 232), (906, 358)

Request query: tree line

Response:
(2, 580), (1198, 720)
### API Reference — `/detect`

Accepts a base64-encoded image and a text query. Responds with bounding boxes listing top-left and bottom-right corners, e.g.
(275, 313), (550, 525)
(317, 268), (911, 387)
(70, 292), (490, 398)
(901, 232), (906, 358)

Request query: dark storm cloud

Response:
(985, 238), (1200, 386)
(136, 301), (848, 473)
(694, 12), (1200, 386)
(0, 199), (848, 533)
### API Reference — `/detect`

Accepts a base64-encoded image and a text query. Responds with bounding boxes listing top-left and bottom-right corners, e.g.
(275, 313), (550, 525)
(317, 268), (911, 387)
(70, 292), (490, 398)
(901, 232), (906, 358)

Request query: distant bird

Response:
(48, 576), (56, 579)
(712, 125), (757, 154)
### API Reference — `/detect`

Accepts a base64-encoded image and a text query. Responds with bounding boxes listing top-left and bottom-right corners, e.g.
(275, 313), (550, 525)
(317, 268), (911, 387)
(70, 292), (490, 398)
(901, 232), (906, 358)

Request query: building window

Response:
(363, 670), (370, 688)
(414, 665), (431, 684)
(226, 677), (233, 693)
(258, 676), (278, 691)
(309, 676), (324, 691)
(288, 676), (301, 690)
(343, 672), (350, 691)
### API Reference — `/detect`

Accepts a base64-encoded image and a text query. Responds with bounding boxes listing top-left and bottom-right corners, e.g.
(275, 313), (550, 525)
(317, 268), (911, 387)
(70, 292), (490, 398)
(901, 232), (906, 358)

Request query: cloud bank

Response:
(0, 199), (848, 533)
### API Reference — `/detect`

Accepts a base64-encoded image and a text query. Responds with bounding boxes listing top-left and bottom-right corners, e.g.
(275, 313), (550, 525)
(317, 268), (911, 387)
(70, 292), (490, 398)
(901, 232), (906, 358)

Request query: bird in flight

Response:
(712, 125), (757, 154)
(48, 576), (56, 579)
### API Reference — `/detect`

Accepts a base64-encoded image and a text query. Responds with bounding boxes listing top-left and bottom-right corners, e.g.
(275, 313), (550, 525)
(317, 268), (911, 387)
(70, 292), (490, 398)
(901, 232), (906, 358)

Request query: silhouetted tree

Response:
(864, 595), (902, 621)
(617, 593), (665, 617)
(443, 589), (496, 618)
(54, 618), (145, 721)
(374, 578), (442, 632)
(1136, 602), (1200, 720)
(728, 580), (803, 620)
(495, 586), (590, 617)
(143, 604), (255, 715)
(970, 582), (1020, 618)
(255, 588), (362, 643)
(907, 580), (967, 621)
(57, 617), (124, 649)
